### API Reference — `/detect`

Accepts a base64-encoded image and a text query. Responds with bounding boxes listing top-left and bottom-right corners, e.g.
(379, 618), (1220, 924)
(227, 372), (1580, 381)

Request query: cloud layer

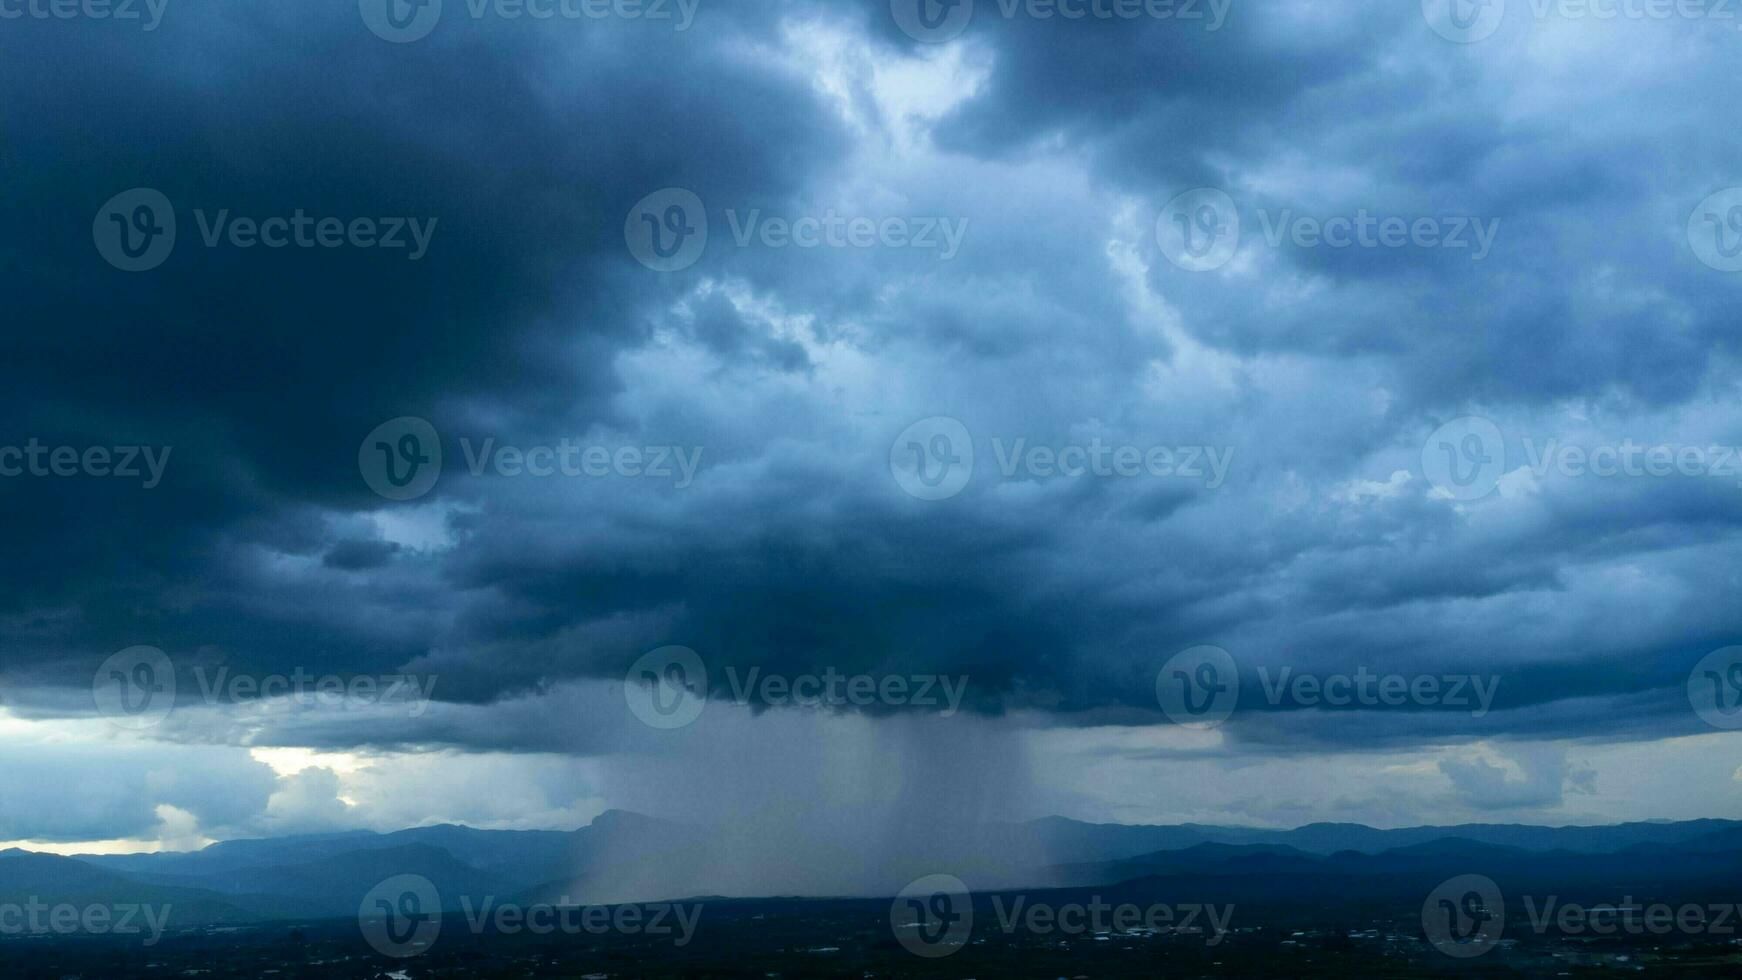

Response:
(3, 0), (1742, 840)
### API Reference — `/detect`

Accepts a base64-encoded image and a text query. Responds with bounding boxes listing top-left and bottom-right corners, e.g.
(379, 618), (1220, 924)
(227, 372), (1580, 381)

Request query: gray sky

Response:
(2, 0), (1741, 852)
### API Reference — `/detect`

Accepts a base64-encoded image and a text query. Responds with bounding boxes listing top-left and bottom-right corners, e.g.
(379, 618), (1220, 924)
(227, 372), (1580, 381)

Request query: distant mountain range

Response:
(1014, 814), (1742, 862)
(5, 813), (1741, 934)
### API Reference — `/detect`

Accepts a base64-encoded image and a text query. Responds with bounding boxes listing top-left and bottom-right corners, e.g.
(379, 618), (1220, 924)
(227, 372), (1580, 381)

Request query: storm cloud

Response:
(2, 0), (1741, 841)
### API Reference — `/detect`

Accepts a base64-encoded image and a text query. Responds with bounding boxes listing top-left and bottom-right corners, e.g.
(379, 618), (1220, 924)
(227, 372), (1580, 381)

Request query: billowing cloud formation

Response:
(3, 0), (1741, 804)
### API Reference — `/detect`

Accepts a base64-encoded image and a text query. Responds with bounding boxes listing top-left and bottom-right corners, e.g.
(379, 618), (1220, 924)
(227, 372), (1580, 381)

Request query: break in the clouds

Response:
(3, 0), (1742, 844)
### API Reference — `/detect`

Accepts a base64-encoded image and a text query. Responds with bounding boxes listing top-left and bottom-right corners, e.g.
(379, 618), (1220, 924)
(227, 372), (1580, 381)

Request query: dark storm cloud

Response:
(903, 0), (1742, 405)
(920, 1), (1384, 166)
(3, 0), (1741, 763)
(0, 0), (848, 689)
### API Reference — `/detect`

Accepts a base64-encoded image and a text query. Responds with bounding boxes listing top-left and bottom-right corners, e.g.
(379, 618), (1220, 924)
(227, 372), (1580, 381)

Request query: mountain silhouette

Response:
(9, 813), (1738, 929)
